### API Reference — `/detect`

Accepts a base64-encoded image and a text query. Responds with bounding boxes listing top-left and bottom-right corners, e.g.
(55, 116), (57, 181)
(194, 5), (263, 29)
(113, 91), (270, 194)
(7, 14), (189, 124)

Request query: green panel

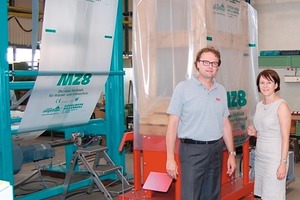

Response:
(259, 56), (291, 67)
(259, 56), (300, 68)
(291, 56), (300, 68)
(296, 122), (300, 137)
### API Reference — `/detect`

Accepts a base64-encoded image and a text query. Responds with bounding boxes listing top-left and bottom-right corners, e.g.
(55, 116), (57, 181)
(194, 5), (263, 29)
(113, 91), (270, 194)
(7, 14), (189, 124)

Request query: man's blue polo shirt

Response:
(167, 75), (230, 141)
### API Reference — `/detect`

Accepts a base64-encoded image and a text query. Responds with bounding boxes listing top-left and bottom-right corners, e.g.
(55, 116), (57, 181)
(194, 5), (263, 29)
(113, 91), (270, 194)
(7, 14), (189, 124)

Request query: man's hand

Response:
(166, 159), (178, 179)
(227, 155), (236, 176)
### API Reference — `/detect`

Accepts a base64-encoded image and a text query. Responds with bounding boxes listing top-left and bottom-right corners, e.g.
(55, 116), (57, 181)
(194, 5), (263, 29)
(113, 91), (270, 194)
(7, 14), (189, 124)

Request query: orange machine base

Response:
(118, 184), (175, 200)
(118, 177), (254, 200)
(221, 177), (255, 200)
(118, 133), (254, 200)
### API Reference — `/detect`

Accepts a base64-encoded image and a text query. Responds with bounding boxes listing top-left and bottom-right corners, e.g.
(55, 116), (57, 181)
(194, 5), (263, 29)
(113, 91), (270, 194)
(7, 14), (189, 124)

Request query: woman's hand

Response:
(247, 125), (257, 137)
(277, 162), (287, 180)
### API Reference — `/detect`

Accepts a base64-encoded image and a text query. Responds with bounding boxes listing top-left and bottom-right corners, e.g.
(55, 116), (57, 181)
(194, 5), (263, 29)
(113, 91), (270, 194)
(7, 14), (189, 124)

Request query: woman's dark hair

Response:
(256, 69), (280, 92)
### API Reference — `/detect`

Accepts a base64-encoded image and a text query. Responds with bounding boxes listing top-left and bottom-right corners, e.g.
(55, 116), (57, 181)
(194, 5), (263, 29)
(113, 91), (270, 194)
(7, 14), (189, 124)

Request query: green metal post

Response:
(105, 0), (126, 170)
(0, 2), (14, 184)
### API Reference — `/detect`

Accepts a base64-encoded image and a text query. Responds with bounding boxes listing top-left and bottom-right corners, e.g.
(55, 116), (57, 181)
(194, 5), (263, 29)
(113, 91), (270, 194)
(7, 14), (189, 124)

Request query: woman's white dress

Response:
(253, 99), (287, 200)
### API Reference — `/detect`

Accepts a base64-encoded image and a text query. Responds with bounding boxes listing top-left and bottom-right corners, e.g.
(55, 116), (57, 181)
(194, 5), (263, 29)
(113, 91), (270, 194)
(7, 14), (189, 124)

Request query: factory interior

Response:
(1, 0), (300, 200)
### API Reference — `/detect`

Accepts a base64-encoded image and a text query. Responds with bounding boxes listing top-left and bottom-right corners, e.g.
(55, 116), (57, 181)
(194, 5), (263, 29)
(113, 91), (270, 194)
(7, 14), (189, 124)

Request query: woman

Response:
(247, 69), (291, 200)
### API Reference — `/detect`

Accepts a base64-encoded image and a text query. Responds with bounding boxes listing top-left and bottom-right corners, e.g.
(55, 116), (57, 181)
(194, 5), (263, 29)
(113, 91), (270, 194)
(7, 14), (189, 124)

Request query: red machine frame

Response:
(118, 132), (254, 200)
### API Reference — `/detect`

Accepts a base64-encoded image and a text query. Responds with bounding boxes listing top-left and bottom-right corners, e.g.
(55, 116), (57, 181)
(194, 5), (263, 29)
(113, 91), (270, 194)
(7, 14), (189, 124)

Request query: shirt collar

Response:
(192, 74), (217, 90)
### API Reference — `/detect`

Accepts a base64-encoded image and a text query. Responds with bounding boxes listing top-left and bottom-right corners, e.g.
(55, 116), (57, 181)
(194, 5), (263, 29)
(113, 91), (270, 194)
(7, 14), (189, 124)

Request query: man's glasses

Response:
(198, 60), (219, 68)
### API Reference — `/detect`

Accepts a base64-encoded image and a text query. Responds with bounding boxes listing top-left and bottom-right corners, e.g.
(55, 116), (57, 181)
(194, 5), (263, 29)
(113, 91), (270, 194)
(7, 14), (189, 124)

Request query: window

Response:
(7, 47), (40, 67)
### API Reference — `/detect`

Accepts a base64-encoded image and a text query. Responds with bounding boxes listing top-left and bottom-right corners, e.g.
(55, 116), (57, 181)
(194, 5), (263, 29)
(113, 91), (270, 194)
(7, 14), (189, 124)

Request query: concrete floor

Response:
(13, 135), (300, 200)
(14, 135), (134, 200)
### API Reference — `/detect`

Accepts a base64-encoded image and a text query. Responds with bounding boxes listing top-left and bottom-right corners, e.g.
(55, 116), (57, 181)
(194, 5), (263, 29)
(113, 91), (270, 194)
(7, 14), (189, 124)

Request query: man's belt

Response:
(180, 138), (220, 145)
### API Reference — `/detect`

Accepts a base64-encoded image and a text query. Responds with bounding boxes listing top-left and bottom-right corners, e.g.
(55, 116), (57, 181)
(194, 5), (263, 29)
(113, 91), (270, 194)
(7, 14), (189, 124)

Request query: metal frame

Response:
(0, 0), (14, 185)
(0, 1), (125, 199)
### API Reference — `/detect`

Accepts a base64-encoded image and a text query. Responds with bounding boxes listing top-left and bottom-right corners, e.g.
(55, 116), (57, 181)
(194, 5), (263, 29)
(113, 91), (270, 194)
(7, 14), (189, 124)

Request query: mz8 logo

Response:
(57, 73), (92, 86)
(227, 90), (247, 108)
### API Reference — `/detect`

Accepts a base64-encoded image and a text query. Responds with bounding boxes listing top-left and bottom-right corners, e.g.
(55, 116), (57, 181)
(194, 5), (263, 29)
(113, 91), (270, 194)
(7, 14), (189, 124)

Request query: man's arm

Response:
(166, 114), (179, 179)
(223, 117), (236, 176)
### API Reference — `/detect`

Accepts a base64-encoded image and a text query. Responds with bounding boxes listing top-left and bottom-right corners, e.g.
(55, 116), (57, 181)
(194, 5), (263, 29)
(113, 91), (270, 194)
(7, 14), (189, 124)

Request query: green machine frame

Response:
(259, 56), (300, 68)
(0, 1), (126, 199)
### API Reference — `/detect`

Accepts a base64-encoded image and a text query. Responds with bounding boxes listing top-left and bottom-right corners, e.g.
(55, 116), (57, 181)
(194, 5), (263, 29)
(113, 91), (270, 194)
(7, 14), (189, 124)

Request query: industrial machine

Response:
(118, 132), (254, 200)
(118, 0), (258, 199)
(1, 1), (129, 199)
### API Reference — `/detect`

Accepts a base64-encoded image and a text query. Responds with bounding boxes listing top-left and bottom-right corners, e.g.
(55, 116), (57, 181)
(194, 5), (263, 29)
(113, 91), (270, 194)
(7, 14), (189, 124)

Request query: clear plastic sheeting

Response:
(18, 0), (118, 133)
(132, 0), (259, 151)
(11, 110), (45, 142)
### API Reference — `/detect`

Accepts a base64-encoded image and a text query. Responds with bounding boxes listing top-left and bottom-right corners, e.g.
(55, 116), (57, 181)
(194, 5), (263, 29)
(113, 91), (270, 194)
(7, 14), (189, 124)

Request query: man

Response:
(166, 47), (236, 200)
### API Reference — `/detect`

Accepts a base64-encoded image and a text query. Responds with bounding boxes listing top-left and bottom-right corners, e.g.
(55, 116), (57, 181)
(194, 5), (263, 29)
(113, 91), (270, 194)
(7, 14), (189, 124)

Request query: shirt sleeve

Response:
(167, 82), (184, 116)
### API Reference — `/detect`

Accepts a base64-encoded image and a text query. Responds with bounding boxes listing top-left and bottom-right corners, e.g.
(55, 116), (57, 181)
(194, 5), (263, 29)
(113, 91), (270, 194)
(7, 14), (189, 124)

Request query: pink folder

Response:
(142, 172), (173, 192)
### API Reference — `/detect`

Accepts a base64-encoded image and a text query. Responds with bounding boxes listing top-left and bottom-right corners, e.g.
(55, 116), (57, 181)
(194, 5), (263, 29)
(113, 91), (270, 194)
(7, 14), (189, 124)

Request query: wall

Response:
(252, 0), (300, 51)
(8, 0), (44, 46)
(252, 0), (300, 111)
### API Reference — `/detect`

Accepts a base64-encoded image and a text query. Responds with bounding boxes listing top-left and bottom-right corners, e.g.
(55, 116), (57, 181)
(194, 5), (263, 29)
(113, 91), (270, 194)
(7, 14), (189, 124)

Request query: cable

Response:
(15, 179), (62, 198)
(17, 180), (60, 192)
(8, 16), (43, 33)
